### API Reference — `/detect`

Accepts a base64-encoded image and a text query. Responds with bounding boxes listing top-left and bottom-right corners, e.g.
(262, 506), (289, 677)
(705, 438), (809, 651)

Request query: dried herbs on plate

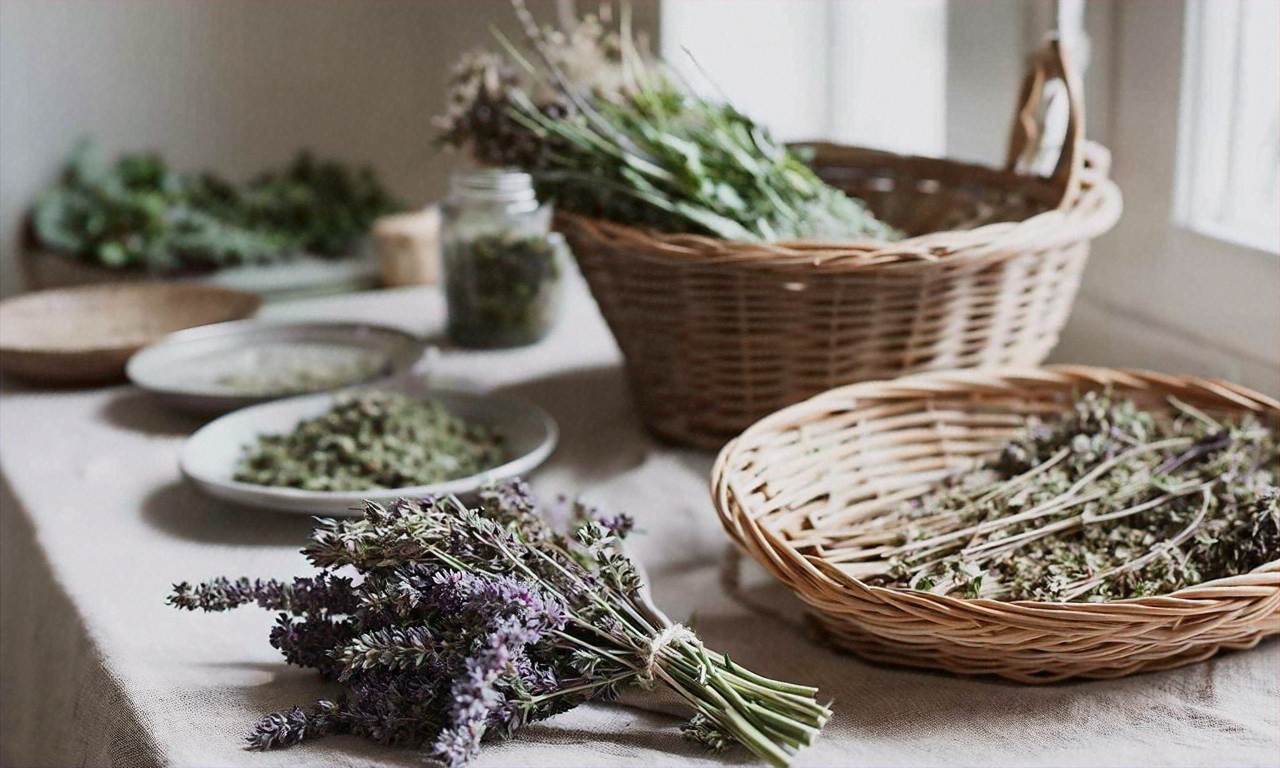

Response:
(854, 392), (1279, 601)
(201, 343), (390, 396)
(234, 391), (506, 491)
(436, 4), (900, 243)
(170, 481), (831, 767)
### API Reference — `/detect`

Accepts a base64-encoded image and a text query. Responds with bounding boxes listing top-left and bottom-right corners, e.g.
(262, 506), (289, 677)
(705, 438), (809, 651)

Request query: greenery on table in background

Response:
(233, 391), (506, 491)
(169, 480), (831, 767)
(444, 232), (561, 348)
(861, 392), (1279, 601)
(30, 141), (400, 271)
(435, 3), (900, 243)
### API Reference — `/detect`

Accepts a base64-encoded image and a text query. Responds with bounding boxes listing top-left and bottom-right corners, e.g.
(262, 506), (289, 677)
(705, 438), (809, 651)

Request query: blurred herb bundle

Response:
(435, 3), (899, 243)
(861, 392), (1280, 602)
(30, 140), (400, 271)
(170, 481), (831, 767)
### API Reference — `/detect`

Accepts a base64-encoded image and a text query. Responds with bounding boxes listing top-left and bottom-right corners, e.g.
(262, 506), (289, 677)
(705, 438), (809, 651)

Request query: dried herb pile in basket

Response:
(31, 141), (399, 271)
(435, 3), (899, 243)
(169, 481), (831, 767)
(854, 392), (1279, 601)
(234, 391), (506, 491)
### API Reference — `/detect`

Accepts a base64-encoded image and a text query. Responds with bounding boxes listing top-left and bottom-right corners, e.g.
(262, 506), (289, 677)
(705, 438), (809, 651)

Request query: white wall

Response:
(0, 0), (658, 295)
(944, 0), (1028, 165)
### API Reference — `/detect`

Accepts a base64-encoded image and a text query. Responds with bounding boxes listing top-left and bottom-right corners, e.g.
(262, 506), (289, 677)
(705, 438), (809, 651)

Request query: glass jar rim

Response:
(449, 168), (536, 203)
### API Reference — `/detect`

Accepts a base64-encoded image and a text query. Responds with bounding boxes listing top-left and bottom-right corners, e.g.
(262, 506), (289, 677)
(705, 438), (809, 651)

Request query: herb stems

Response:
(852, 392), (1279, 601)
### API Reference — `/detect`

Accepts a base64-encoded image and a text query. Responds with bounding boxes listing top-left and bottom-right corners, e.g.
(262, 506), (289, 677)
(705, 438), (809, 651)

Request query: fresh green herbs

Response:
(443, 232), (561, 348)
(857, 392), (1279, 602)
(234, 391), (506, 491)
(436, 5), (899, 243)
(31, 141), (399, 271)
(169, 480), (831, 767)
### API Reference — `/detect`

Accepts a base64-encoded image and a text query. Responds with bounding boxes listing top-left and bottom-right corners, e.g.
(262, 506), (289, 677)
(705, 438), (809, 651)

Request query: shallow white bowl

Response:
(179, 378), (558, 515)
(128, 320), (427, 414)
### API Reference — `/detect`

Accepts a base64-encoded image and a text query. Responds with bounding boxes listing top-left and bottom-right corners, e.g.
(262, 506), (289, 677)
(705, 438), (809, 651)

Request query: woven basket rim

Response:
(712, 364), (1280, 618)
(555, 149), (1122, 273)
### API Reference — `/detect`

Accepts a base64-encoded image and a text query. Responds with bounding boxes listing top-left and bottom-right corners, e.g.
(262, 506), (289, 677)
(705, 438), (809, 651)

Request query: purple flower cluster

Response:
(169, 573), (356, 615)
(170, 479), (831, 767)
(170, 480), (628, 767)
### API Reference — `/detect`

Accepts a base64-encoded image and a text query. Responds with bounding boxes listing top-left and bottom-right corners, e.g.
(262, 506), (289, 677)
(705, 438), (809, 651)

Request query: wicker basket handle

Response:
(1005, 37), (1086, 209)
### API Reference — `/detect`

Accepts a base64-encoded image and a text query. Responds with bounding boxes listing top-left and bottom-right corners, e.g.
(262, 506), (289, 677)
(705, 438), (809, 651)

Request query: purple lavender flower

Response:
(480, 479), (538, 522)
(260, 574), (358, 615)
(246, 700), (344, 750)
(596, 512), (636, 538)
(171, 476), (832, 768)
(424, 569), (567, 635)
(168, 577), (255, 612)
(338, 625), (451, 679)
(342, 669), (448, 746)
(431, 619), (530, 768)
(547, 494), (635, 539)
(269, 614), (355, 678)
(168, 574), (357, 616)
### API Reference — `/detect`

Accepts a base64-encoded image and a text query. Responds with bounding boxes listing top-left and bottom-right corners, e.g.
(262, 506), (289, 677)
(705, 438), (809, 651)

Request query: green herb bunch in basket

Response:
(435, 2), (899, 243)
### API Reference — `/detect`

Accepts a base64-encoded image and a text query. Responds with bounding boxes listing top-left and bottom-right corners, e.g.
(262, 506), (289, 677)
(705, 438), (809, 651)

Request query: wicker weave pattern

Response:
(711, 366), (1280, 683)
(559, 41), (1122, 448)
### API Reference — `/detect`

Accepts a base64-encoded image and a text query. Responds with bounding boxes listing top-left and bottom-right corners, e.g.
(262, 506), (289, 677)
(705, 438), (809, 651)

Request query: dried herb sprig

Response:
(169, 481), (831, 767)
(233, 391), (506, 491)
(854, 392), (1279, 601)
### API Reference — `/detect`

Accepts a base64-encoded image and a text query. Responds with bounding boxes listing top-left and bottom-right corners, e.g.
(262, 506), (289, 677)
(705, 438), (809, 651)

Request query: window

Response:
(1176, 0), (1280, 253)
(660, 0), (947, 156)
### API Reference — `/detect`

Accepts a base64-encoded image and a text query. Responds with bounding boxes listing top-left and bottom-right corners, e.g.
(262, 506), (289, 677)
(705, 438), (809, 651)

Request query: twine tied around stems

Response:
(639, 623), (698, 687)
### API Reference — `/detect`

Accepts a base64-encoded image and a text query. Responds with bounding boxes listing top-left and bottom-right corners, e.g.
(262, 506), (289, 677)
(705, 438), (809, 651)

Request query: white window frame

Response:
(1173, 0), (1280, 254)
(1052, 0), (1280, 394)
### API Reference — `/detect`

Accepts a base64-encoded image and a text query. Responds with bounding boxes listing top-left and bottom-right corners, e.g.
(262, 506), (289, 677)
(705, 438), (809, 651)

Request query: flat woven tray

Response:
(712, 366), (1280, 682)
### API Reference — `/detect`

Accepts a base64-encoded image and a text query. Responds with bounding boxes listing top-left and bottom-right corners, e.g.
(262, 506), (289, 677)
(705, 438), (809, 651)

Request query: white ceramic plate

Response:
(180, 378), (558, 515)
(128, 320), (428, 414)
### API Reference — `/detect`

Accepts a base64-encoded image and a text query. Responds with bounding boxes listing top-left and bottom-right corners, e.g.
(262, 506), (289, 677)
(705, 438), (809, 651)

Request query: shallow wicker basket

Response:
(559, 41), (1122, 449)
(711, 366), (1280, 683)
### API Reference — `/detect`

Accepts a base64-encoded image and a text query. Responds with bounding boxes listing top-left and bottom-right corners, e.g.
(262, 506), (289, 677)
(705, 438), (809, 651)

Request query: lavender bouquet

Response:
(169, 481), (830, 767)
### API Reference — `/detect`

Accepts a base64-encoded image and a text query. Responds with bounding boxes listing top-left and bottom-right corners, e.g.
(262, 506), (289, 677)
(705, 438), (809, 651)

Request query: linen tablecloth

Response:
(2, 277), (1277, 768)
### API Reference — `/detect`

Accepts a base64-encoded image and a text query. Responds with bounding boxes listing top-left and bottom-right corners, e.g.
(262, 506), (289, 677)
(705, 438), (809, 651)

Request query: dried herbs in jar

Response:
(441, 169), (563, 348)
(443, 231), (562, 348)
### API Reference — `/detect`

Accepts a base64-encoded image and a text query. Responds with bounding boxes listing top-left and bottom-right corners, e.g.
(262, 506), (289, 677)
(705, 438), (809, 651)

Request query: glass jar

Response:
(440, 168), (564, 348)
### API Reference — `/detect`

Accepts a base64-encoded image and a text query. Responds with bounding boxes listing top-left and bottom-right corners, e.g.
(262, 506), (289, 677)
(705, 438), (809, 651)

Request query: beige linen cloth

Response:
(2, 280), (1277, 768)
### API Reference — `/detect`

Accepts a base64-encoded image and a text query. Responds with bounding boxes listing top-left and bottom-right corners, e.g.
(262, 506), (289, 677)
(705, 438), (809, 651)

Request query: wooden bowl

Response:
(0, 283), (262, 385)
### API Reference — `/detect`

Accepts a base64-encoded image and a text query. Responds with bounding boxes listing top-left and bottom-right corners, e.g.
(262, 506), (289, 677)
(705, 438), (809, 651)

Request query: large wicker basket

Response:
(559, 41), (1122, 448)
(711, 366), (1280, 683)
